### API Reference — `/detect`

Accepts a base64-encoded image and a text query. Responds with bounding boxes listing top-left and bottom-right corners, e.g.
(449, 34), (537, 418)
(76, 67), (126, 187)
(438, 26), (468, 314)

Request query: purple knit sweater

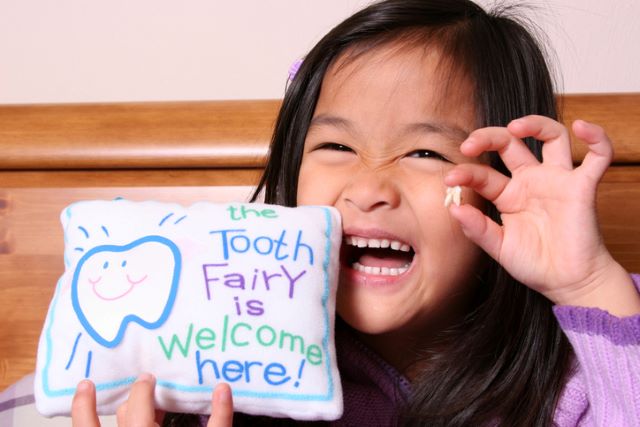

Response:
(551, 273), (640, 425)
(201, 274), (640, 425)
(333, 274), (640, 426)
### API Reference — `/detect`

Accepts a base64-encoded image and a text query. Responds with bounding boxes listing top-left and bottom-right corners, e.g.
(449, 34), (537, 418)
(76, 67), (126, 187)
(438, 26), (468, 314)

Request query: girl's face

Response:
(297, 44), (485, 359)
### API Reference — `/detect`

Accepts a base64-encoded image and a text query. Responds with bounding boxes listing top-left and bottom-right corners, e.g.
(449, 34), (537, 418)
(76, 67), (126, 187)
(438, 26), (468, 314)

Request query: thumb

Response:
(72, 380), (101, 427)
(449, 204), (503, 262)
(207, 383), (234, 427)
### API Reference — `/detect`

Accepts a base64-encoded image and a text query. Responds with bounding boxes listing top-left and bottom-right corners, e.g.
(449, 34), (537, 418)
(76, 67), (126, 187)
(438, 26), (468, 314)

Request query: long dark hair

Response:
(251, 0), (573, 425)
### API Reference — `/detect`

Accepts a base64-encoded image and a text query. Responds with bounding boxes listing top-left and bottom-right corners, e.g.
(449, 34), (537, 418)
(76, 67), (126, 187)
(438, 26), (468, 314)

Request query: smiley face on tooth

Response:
(71, 235), (181, 348)
(88, 258), (149, 301)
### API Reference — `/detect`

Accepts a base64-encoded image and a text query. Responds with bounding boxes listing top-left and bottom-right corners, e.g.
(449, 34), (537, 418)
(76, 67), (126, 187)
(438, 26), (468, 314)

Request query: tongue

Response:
(357, 248), (413, 268)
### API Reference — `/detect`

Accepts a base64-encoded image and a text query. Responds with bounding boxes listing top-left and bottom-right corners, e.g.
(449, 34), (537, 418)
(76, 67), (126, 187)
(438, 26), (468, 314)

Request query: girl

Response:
(73, 0), (640, 425)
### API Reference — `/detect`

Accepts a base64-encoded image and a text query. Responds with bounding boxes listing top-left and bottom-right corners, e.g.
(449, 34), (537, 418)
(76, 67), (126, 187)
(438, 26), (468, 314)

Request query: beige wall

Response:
(1, 0), (638, 104)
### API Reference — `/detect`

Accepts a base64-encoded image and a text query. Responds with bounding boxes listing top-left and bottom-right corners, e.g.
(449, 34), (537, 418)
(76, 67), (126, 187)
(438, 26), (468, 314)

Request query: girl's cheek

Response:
(297, 164), (346, 206)
(401, 172), (449, 206)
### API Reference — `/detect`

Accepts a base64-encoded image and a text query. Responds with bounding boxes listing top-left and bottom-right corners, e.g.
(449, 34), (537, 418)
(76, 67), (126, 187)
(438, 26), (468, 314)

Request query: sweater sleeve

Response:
(552, 273), (640, 426)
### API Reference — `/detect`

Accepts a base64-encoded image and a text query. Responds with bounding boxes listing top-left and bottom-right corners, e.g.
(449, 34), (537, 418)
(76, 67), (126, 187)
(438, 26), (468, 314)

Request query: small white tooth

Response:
(352, 262), (364, 272)
(380, 239), (390, 248)
(381, 267), (390, 275)
(390, 241), (401, 250)
(444, 192), (453, 208)
(357, 238), (367, 248)
(368, 239), (381, 248)
(453, 189), (461, 206)
(389, 268), (399, 276)
(397, 266), (409, 274)
(400, 244), (410, 252)
(363, 266), (373, 274)
(371, 266), (382, 275)
(445, 186), (462, 207)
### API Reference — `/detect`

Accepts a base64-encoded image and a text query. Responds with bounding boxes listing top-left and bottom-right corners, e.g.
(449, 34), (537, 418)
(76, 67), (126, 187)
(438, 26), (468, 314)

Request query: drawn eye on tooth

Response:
(444, 185), (462, 207)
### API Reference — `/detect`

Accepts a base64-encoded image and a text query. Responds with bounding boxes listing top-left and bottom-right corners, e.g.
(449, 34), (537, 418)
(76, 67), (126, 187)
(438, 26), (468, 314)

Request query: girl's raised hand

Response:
(445, 115), (639, 315)
(71, 374), (234, 427)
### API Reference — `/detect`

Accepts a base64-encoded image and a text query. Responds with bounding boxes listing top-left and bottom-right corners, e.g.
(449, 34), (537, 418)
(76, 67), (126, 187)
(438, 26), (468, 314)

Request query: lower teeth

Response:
(352, 262), (409, 276)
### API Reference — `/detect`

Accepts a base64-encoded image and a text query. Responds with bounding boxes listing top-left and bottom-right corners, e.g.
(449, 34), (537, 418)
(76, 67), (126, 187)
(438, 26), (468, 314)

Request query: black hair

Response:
(250, 1), (573, 425)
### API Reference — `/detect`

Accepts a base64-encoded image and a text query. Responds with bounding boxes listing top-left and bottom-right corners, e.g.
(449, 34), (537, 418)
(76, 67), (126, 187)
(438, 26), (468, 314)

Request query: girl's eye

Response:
(315, 142), (354, 153)
(406, 149), (450, 163)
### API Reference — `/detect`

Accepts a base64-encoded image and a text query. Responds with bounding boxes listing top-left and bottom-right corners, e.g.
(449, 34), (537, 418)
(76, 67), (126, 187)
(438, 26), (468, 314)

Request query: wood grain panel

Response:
(0, 168), (263, 188)
(598, 167), (640, 273)
(0, 100), (280, 169)
(561, 94), (640, 164)
(1, 95), (638, 170)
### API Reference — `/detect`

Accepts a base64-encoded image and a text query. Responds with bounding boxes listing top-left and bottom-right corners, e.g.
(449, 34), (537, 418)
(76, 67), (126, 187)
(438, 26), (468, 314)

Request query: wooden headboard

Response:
(1, 94), (639, 391)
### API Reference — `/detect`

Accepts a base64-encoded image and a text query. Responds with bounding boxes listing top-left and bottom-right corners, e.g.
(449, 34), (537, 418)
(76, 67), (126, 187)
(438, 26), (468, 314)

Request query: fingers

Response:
(207, 383), (234, 427)
(444, 163), (510, 204)
(507, 116), (613, 182)
(448, 204), (504, 262)
(572, 119), (613, 182)
(460, 126), (539, 172)
(463, 115), (575, 172)
(465, 115), (613, 183)
(444, 163), (509, 259)
(72, 380), (101, 427)
(507, 115), (573, 169)
(117, 373), (159, 427)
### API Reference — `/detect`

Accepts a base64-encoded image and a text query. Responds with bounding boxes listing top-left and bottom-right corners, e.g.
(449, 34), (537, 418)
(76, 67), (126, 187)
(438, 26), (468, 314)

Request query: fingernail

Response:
(460, 139), (472, 149)
(217, 384), (232, 403)
(136, 373), (155, 384)
(77, 379), (93, 392)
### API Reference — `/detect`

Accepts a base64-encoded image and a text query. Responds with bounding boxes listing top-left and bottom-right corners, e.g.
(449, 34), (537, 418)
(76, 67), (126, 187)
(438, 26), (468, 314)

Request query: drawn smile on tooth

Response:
(344, 235), (414, 276)
(92, 274), (147, 301)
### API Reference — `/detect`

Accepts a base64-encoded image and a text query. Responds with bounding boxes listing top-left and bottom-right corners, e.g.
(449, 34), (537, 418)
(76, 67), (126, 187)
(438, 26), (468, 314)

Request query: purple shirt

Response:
(332, 274), (640, 426)
(552, 273), (640, 425)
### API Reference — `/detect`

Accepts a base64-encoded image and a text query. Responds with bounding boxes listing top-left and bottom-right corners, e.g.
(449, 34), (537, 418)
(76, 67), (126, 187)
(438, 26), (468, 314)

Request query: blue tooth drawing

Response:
(71, 235), (181, 348)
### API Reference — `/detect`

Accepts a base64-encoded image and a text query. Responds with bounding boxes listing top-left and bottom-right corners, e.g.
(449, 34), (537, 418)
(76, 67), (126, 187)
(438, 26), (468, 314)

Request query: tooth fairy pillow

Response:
(34, 200), (343, 420)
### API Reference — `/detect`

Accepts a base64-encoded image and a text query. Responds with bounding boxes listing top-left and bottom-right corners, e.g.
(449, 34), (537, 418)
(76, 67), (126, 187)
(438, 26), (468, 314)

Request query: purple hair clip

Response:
(288, 58), (303, 81)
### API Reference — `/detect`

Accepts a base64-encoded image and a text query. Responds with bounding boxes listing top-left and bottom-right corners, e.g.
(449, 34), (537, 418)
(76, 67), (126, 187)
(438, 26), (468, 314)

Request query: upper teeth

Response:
(344, 236), (411, 252)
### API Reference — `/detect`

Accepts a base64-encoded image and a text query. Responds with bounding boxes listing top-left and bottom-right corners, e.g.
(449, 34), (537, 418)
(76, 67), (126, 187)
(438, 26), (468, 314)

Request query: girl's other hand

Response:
(444, 115), (640, 316)
(71, 374), (234, 427)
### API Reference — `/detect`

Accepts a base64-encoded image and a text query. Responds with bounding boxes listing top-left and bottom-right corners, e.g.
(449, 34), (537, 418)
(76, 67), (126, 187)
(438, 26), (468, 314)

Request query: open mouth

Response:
(342, 235), (415, 276)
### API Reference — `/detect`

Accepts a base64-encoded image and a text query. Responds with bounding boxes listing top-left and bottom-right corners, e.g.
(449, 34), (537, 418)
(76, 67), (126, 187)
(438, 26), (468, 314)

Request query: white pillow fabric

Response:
(34, 200), (343, 420)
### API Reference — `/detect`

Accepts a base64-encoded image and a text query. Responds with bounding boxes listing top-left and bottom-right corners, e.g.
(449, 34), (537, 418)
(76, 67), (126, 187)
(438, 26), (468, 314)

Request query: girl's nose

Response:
(341, 168), (400, 212)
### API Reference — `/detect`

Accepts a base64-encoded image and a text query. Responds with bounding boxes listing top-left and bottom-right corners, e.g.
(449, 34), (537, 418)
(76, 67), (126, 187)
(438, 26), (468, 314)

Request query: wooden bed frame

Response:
(1, 94), (639, 391)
